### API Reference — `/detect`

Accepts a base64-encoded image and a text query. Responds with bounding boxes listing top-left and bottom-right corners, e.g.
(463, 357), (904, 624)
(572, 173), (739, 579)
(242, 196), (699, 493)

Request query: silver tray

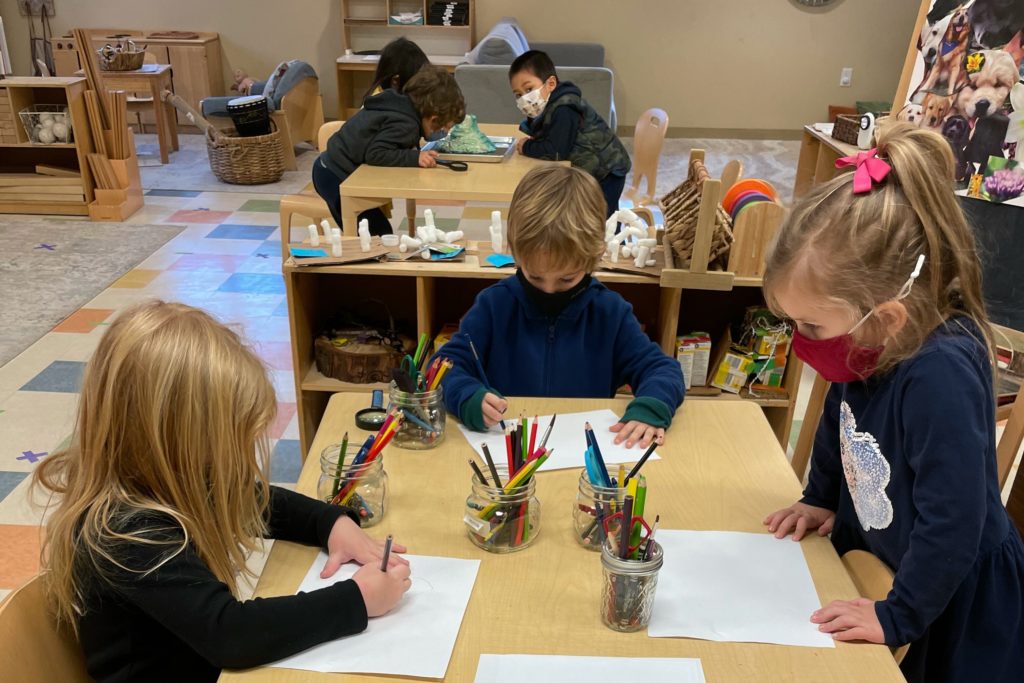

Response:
(421, 136), (515, 163)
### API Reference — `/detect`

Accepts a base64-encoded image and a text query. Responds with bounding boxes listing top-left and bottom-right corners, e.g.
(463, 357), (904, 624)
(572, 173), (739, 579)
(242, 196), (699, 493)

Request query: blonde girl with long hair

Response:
(761, 122), (1024, 682)
(34, 301), (411, 683)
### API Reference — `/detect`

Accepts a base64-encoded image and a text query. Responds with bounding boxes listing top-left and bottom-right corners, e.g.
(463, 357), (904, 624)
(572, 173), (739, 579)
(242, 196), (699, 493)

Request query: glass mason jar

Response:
(389, 382), (446, 450)
(464, 467), (540, 553)
(316, 442), (388, 527)
(600, 539), (664, 632)
(573, 469), (627, 550)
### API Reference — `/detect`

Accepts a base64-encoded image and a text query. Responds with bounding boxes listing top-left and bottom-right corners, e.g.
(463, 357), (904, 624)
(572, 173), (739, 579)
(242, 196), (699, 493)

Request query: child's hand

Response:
(763, 501), (835, 541)
(811, 598), (885, 643)
(482, 392), (508, 428)
(321, 516), (409, 578)
(352, 562), (412, 617)
(515, 137), (531, 154)
(610, 420), (665, 449)
(418, 150), (438, 168)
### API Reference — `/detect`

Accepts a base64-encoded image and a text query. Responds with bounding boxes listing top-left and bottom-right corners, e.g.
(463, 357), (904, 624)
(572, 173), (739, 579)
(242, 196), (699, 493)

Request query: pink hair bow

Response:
(835, 148), (891, 194)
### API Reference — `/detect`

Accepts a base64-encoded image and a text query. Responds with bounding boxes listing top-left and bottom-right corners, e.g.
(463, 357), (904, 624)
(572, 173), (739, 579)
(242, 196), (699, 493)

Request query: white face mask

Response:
(516, 88), (548, 118)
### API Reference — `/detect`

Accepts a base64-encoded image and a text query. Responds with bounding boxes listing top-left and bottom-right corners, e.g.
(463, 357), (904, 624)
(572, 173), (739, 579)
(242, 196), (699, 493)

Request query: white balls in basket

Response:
(19, 106), (73, 145)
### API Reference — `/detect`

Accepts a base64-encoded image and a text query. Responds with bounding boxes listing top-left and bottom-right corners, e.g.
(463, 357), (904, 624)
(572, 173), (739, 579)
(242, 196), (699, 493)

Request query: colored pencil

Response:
(468, 458), (490, 486)
(624, 440), (659, 484)
(412, 333), (427, 367)
(331, 432), (349, 497)
(528, 416), (538, 460)
(644, 514), (661, 561)
(380, 535), (393, 571)
(505, 427), (514, 473)
(616, 463), (626, 488)
(481, 443), (502, 487)
(619, 494), (634, 559)
(467, 334), (505, 429)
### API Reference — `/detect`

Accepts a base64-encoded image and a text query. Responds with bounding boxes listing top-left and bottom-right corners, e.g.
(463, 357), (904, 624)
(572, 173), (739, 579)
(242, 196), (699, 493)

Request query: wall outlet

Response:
(840, 67), (853, 87)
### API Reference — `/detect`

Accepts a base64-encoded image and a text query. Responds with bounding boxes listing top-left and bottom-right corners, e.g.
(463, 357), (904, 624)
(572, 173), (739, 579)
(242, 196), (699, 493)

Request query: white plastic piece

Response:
(424, 208), (435, 229)
(608, 241), (620, 263)
(330, 232), (342, 257)
(331, 227), (342, 241)
(621, 246), (632, 259)
(399, 244), (409, 253)
(358, 219), (371, 252)
(307, 224), (319, 247)
(401, 235), (422, 249)
(320, 219), (331, 234)
(420, 249), (432, 260)
(646, 259), (657, 266)
(634, 245), (651, 268)
(443, 230), (464, 243)
(490, 211), (504, 252)
(381, 234), (399, 247)
(638, 238), (657, 248)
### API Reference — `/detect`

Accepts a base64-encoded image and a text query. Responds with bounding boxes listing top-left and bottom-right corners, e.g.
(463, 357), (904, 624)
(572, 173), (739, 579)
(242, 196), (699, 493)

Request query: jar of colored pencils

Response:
(317, 443), (389, 527)
(389, 383), (446, 450)
(464, 466), (540, 553)
(600, 538), (663, 632)
(573, 470), (626, 550)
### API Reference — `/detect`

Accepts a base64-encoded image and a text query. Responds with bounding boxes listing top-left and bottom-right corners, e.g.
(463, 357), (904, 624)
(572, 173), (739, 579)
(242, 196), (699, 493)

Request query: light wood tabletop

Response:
(220, 395), (902, 682)
(337, 124), (558, 236)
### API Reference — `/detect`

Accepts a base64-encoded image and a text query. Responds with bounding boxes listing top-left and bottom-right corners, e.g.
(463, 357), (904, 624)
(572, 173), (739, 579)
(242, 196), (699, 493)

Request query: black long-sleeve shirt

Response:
(78, 487), (366, 683)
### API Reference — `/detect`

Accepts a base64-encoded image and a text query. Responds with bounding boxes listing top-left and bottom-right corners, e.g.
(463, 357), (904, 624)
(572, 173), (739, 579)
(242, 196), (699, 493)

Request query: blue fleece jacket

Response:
(433, 275), (684, 430)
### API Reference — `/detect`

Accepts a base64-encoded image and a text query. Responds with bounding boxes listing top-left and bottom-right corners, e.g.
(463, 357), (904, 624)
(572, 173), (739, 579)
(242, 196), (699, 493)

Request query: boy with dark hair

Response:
(313, 65), (466, 235)
(509, 50), (631, 218)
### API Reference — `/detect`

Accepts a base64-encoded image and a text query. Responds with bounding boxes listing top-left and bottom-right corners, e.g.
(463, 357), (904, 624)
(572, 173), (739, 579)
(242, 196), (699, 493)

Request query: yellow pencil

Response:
(477, 449), (550, 520)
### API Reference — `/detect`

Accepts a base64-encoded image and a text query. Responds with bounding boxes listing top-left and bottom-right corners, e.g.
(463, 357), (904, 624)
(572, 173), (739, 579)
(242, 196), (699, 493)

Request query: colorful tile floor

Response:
(0, 190), (506, 601)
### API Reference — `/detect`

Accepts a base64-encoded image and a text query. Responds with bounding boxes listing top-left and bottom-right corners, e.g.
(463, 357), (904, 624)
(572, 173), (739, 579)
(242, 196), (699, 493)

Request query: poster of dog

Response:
(904, 0), (1024, 193)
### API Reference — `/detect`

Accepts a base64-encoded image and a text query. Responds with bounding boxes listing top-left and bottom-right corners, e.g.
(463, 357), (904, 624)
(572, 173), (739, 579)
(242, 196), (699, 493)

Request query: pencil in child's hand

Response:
(624, 439), (658, 484)
(467, 333), (505, 429)
(380, 534), (393, 572)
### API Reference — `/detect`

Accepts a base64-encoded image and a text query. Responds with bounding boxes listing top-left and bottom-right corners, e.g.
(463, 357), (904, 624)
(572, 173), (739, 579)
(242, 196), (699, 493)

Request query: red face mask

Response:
(792, 330), (883, 383)
(791, 255), (926, 384)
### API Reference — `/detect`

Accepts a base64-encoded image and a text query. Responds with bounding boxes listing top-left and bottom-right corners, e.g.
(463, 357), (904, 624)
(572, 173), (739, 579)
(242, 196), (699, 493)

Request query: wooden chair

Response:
(622, 108), (669, 227)
(126, 52), (158, 134)
(0, 575), (91, 682)
(840, 551), (910, 663)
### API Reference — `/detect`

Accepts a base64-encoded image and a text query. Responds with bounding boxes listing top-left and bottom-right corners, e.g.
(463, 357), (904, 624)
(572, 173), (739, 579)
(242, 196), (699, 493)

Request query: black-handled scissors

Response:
(436, 159), (468, 172)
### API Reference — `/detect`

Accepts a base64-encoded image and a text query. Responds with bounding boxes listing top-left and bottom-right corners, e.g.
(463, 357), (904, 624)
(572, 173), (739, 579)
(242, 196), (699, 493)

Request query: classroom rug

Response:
(0, 218), (185, 367)
(135, 132), (318, 195)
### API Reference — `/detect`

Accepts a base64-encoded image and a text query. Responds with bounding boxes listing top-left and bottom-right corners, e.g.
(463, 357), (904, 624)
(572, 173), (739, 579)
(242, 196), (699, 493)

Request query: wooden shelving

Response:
(341, 0), (475, 54)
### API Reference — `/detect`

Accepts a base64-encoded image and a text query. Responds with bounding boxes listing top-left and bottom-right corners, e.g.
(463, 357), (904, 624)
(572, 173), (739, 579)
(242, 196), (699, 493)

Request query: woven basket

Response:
(206, 122), (284, 185)
(97, 51), (146, 71)
(831, 114), (861, 145)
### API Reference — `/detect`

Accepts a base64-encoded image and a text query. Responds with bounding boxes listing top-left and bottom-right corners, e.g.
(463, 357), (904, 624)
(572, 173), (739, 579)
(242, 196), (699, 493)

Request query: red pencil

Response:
(505, 427), (514, 473)
(528, 415), (538, 457)
(424, 357), (442, 386)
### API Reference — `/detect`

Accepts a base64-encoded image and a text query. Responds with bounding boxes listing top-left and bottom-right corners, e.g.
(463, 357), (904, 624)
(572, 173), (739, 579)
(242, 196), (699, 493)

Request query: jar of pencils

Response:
(389, 383), (446, 450)
(317, 442), (388, 527)
(464, 466), (540, 553)
(600, 537), (663, 632)
(573, 470), (626, 550)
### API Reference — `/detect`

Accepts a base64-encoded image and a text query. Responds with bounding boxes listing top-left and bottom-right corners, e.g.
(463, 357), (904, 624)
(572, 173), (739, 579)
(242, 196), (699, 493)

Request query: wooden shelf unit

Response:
(0, 77), (96, 217)
(50, 30), (223, 129)
(283, 241), (803, 457)
(341, 0), (475, 53)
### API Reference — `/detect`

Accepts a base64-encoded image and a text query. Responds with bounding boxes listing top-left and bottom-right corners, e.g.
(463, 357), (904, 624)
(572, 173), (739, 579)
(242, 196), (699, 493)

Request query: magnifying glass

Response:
(355, 389), (388, 431)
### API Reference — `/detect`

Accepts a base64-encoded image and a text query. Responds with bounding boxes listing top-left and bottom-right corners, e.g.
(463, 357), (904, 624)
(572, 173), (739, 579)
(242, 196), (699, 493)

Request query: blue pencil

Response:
(466, 333), (506, 429)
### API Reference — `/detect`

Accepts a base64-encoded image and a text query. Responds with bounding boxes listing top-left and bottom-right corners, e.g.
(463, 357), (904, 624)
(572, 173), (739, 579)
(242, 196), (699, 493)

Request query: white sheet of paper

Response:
(457, 409), (660, 473)
(647, 530), (835, 649)
(474, 655), (706, 682)
(269, 552), (480, 678)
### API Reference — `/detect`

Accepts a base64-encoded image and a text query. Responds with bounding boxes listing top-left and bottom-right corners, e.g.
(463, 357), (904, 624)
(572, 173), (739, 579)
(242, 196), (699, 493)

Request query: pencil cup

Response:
(573, 470), (626, 550)
(600, 539), (663, 632)
(317, 444), (388, 527)
(464, 467), (540, 553)
(389, 383), (446, 449)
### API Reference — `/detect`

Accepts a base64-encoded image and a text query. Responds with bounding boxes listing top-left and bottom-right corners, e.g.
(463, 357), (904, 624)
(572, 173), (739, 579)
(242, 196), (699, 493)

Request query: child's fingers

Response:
(764, 509), (789, 529)
(818, 515), (835, 536)
(389, 541), (408, 554)
(831, 626), (871, 642)
(655, 429), (665, 444)
(427, 150), (438, 157)
(609, 422), (624, 433)
(792, 515), (809, 541)
(774, 511), (802, 538)
(812, 600), (851, 622)
(818, 615), (858, 633)
(389, 564), (412, 581)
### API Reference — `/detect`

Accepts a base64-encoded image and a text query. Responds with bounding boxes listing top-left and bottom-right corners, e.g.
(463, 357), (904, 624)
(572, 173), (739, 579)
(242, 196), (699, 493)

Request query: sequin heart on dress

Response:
(839, 401), (894, 531)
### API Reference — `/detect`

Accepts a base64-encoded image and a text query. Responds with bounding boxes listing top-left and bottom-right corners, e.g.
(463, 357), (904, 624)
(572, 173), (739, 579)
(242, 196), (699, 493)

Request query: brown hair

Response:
(34, 301), (276, 631)
(403, 65), (466, 127)
(508, 165), (607, 273)
(764, 120), (993, 373)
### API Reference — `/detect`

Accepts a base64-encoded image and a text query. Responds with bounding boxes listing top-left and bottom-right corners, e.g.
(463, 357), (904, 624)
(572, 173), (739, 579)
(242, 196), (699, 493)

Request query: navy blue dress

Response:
(802, 319), (1024, 682)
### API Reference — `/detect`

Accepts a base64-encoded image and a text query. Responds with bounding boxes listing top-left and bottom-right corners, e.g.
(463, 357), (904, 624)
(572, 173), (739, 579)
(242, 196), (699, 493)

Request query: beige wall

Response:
(0, 0), (921, 135)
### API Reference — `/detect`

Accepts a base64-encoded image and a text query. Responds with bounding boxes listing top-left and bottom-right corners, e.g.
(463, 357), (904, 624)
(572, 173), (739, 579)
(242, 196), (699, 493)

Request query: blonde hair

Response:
(33, 301), (276, 631)
(508, 165), (607, 272)
(764, 121), (993, 373)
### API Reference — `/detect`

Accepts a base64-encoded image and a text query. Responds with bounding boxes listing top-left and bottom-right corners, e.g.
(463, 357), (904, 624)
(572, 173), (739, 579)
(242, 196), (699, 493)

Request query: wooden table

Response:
(335, 54), (461, 121)
(219, 395), (902, 682)
(793, 125), (858, 200)
(338, 123), (548, 236)
(94, 64), (178, 163)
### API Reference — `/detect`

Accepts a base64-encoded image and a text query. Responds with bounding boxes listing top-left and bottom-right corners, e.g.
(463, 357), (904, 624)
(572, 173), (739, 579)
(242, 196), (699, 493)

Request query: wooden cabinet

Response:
(50, 31), (224, 128)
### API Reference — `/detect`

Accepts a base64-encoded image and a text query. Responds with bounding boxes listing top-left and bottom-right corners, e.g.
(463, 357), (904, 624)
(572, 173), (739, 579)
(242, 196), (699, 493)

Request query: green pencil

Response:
(331, 432), (349, 498)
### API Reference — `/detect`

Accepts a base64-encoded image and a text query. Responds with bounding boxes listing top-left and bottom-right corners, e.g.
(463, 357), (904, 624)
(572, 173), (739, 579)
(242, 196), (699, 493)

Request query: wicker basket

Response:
(97, 51), (146, 71)
(206, 122), (285, 185)
(831, 114), (861, 145)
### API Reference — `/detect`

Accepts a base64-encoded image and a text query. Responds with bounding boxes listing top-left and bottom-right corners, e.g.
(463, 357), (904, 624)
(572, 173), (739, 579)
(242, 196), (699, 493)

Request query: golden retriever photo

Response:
(898, 103), (925, 125)
(922, 93), (954, 128)
(916, 6), (972, 97)
(955, 49), (1019, 118)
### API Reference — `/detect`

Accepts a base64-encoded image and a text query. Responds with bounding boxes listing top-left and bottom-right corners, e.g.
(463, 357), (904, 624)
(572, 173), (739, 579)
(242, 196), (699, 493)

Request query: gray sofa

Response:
(454, 28), (616, 128)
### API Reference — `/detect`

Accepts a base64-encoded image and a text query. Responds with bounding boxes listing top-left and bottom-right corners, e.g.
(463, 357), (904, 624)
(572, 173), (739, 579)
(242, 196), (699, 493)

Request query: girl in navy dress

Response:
(762, 121), (1024, 682)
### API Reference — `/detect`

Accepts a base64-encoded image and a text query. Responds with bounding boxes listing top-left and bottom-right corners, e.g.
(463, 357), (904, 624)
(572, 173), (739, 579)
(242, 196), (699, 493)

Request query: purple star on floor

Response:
(35, 243), (56, 251)
(17, 450), (48, 463)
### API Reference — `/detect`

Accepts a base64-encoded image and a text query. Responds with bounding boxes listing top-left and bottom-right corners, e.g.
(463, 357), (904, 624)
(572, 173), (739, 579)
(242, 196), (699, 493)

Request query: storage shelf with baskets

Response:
(0, 77), (98, 217)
